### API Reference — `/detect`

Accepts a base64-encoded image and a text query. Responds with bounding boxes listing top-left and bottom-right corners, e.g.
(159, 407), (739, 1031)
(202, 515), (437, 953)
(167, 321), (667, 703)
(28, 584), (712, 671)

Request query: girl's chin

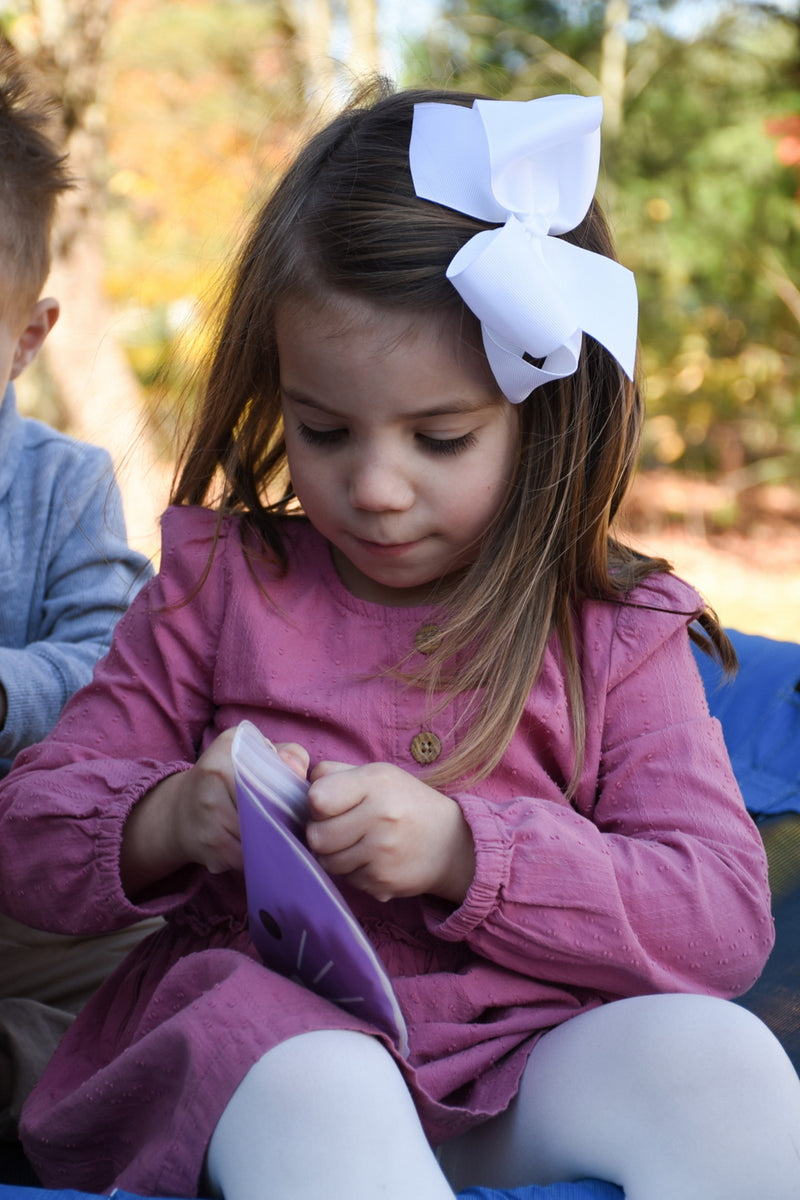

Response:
(331, 545), (465, 607)
(330, 548), (420, 604)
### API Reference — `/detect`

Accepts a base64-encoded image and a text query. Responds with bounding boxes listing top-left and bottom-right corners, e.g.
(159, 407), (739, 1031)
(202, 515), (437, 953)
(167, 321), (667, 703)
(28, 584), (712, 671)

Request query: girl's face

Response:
(276, 294), (519, 606)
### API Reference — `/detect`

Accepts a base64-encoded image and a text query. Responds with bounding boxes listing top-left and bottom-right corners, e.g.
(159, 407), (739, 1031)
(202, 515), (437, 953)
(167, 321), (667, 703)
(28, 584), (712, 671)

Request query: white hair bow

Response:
(409, 95), (638, 403)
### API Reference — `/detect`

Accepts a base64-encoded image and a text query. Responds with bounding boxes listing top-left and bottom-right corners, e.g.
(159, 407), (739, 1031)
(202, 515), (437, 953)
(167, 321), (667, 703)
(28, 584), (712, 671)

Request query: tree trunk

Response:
(19, 0), (169, 554)
(346, 0), (381, 81)
(276, 0), (337, 111)
(599, 0), (629, 139)
(42, 224), (171, 557)
(277, 0), (381, 109)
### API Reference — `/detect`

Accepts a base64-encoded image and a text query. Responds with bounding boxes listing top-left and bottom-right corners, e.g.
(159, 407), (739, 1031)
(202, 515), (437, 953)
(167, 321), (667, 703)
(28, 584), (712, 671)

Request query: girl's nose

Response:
(348, 456), (414, 512)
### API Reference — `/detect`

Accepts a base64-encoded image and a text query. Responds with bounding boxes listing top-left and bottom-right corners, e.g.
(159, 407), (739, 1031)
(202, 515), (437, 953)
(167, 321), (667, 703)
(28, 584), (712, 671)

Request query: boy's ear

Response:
(10, 296), (60, 380)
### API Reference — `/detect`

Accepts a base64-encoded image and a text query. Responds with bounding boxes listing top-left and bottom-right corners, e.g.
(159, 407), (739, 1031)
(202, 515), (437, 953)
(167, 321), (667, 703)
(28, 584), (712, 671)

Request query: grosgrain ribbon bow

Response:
(409, 95), (638, 402)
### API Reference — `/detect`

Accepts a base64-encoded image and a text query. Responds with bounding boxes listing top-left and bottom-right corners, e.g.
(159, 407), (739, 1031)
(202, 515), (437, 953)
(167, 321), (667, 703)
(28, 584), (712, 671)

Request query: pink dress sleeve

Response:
(425, 577), (774, 1001)
(0, 506), (230, 935)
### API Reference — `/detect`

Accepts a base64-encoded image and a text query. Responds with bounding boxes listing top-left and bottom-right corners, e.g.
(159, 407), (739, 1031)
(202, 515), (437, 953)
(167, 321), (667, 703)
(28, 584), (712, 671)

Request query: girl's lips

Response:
(352, 536), (423, 557)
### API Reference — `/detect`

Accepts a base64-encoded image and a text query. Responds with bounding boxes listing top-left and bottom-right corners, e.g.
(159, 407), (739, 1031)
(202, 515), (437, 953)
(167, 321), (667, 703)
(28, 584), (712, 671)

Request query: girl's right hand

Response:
(120, 730), (309, 898)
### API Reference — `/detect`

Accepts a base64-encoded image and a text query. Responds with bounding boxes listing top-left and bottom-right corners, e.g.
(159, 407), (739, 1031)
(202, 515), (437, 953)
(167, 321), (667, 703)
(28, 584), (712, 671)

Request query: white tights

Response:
(205, 1028), (454, 1200)
(206, 995), (800, 1200)
(441, 994), (800, 1199)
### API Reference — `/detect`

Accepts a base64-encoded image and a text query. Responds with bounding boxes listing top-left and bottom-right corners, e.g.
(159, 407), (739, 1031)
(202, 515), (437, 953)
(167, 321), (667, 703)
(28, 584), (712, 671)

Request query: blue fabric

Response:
(0, 384), (152, 771)
(0, 1185), (625, 1200)
(0, 1191), (183, 1200)
(0, 1191), (117, 1200)
(0, 1191), (170, 1200)
(457, 1181), (623, 1198)
(692, 629), (800, 817)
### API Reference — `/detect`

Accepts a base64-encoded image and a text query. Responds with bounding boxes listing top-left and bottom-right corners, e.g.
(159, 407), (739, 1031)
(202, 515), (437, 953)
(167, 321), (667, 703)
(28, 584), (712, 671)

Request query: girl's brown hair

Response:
(173, 80), (733, 790)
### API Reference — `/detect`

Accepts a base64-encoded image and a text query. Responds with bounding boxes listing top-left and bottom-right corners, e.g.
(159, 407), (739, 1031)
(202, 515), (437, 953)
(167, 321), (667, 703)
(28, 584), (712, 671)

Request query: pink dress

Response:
(0, 507), (772, 1197)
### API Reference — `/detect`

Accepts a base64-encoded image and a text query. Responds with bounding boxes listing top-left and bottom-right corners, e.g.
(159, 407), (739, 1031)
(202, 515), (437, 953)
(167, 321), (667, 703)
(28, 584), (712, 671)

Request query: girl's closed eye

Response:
(296, 421), (477, 457)
(417, 431), (478, 456)
(295, 422), (348, 447)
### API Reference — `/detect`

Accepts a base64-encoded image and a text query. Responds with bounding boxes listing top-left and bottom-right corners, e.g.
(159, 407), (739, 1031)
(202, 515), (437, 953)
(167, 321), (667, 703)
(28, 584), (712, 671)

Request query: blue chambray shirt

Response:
(0, 383), (153, 772)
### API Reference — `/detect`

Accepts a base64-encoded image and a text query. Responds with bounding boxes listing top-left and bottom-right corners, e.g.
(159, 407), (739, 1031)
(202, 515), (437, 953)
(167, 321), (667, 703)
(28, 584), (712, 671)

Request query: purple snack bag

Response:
(232, 721), (408, 1054)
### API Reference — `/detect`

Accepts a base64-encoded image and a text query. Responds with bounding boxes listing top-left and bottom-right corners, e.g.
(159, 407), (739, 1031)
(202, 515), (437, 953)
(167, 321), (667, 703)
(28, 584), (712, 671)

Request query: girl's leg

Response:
(440, 993), (800, 1200)
(205, 1028), (456, 1200)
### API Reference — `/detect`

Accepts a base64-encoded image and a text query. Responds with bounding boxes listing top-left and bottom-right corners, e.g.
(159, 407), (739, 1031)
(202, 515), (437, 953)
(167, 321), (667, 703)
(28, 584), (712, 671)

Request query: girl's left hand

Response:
(305, 761), (475, 904)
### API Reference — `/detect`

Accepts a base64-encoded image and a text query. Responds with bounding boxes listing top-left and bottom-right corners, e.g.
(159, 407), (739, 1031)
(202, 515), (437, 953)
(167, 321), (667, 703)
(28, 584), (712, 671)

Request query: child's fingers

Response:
(310, 835), (369, 881)
(196, 727), (237, 797)
(309, 759), (355, 781)
(273, 741), (310, 780)
(305, 802), (368, 858)
(306, 762), (366, 819)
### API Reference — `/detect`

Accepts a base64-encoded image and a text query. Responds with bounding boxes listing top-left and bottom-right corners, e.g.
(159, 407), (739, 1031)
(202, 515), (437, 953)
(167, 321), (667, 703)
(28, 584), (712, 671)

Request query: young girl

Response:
(0, 83), (798, 1200)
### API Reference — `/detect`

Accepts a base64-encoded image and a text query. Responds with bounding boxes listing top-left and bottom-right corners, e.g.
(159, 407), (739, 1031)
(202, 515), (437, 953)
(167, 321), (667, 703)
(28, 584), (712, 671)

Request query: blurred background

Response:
(2, 0), (799, 637)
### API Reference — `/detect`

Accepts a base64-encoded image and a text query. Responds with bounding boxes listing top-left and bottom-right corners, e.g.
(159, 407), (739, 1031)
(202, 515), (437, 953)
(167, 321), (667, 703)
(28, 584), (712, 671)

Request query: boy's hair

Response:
(173, 80), (731, 789)
(0, 43), (72, 318)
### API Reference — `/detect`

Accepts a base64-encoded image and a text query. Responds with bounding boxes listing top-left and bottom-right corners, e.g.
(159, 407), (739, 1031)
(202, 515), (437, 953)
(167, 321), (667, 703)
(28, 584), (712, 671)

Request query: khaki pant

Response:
(0, 913), (162, 1139)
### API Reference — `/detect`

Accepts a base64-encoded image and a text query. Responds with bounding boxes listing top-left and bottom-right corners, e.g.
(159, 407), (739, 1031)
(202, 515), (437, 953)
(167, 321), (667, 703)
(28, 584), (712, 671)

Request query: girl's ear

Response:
(10, 296), (60, 379)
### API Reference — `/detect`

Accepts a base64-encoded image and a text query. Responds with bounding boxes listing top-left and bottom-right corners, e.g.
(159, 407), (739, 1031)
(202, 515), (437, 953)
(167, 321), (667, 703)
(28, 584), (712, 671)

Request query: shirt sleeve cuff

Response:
(421, 792), (512, 940)
(98, 760), (207, 921)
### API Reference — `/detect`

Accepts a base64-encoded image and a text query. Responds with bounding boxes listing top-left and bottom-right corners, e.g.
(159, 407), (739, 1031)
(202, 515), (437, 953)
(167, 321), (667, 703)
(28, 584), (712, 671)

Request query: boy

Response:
(0, 45), (156, 1142)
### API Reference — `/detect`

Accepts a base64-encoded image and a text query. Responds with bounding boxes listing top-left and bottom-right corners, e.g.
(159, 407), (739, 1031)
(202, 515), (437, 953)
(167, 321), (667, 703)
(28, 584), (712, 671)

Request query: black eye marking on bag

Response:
(259, 909), (283, 940)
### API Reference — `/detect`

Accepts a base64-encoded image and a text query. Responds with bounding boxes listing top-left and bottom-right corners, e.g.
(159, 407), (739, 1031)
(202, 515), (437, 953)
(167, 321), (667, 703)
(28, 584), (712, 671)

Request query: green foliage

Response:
(411, 0), (800, 479)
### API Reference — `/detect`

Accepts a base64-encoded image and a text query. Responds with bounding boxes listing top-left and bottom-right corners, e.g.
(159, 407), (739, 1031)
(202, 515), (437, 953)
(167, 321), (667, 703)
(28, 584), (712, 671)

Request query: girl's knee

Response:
(208, 1030), (452, 1200)
(636, 994), (788, 1071)
(532, 993), (797, 1110)
(687, 996), (800, 1097)
(246, 1028), (399, 1105)
(599, 993), (799, 1112)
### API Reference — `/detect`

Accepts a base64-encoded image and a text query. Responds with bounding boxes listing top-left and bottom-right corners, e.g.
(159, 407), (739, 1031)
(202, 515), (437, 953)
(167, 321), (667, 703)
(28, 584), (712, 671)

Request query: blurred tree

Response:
(278, 0), (380, 104)
(101, 0), (381, 451)
(8, 0), (796, 506)
(2, 0), (171, 548)
(1, 0), (382, 550)
(416, 0), (800, 485)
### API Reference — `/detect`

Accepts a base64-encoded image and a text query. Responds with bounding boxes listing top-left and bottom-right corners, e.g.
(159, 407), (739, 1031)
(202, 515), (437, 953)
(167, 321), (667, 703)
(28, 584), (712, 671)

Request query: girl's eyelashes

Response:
(295, 422), (478, 457)
(296, 422), (347, 447)
(417, 431), (478, 456)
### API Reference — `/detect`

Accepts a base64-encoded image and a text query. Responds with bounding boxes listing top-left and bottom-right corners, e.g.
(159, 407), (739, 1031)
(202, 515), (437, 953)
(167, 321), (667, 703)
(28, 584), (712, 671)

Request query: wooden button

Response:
(413, 623), (442, 655)
(410, 731), (442, 764)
